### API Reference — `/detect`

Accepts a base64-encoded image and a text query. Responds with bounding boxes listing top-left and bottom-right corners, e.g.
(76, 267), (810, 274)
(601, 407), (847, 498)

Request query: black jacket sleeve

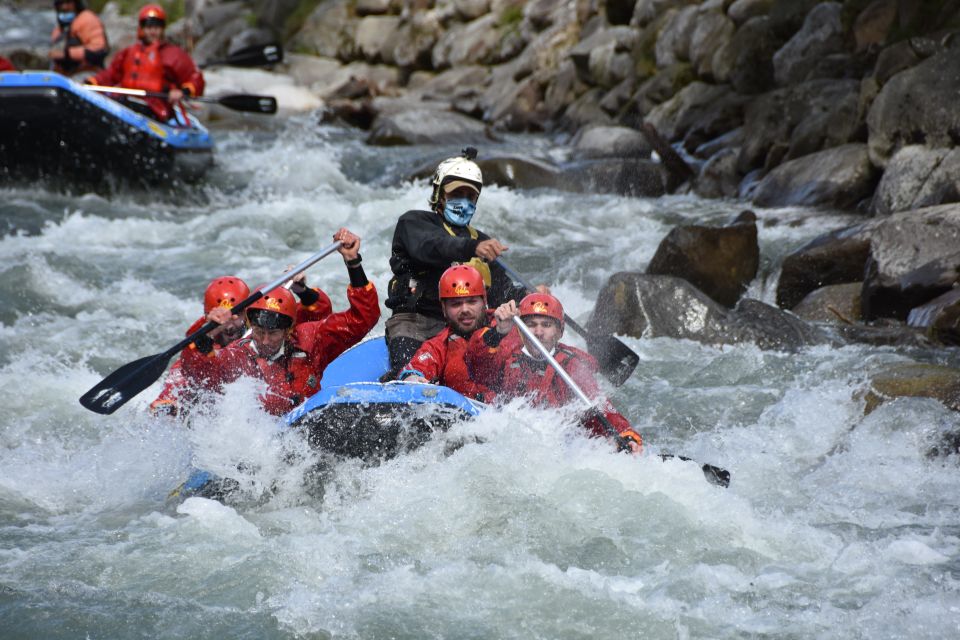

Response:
(394, 211), (480, 267)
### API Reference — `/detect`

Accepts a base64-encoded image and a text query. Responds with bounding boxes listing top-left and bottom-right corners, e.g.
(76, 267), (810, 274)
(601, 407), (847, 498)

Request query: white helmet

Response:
(429, 147), (483, 208)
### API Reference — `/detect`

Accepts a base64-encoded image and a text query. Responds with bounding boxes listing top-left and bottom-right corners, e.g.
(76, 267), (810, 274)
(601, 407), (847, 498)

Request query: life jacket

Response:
(408, 325), (493, 402)
(120, 41), (164, 92)
(233, 337), (320, 416)
(501, 346), (585, 408)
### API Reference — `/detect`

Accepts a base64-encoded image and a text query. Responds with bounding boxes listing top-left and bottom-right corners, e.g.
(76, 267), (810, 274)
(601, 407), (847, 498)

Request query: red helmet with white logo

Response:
(138, 3), (166, 24)
(519, 293), (564, 329)
(246, 286), (297, 330)
(439, 264), (486, 302)
(203, 276), (250, 314)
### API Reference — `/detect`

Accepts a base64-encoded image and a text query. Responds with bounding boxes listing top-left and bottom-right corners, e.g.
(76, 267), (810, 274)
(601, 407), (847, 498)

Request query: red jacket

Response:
(149, 288), (335, 416)
(466, 327), (632, 438)
(0, 57), (17, 72)
(90, 40), (204, 121)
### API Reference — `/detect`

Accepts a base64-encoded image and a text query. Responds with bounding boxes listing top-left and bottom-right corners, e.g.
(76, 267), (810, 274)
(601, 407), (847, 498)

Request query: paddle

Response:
(511, 316), (730, 488)
(493, 257), (639, 387)
(85, 85), (277, 114)
(79, 241), (343, 415)
(200, 42), (283, 68)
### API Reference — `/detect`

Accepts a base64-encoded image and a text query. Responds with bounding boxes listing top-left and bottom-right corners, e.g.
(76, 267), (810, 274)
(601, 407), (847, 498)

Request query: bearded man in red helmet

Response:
(149, 275), (335, 416)
(180, 228), (380, 416)
(397, 264), (520, 402)
(383, 148), (531, 379)
(87, 4), (204, 123)
(467, 292), (643, 452)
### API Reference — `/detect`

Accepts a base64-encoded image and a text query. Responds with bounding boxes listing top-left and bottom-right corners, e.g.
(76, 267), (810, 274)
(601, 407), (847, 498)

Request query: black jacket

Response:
(386, 209), (527, 319)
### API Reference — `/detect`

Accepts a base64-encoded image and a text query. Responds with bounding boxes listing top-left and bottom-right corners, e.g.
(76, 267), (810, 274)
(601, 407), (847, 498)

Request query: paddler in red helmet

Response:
(87, 4), (204, 123)
(180, 229), (381, 416)
(467, 292), (643, 452)
(150, 274), (336, 417)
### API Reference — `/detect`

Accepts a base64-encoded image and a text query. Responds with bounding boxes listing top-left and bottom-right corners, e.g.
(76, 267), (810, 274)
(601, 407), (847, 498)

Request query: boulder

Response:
(433, 13), (503, 69)
(713, 16), (783, 94)
(777, 229), (871, 309)
(355, 15), (402, 63)
(772, 1), (846, 86)
(864, 248), (960, 321)
(751, 143), (878, 210)
(728, 0), (773, 26)
(867, 49), (960, 167)
(694, 148), (742, 199)
(558, 159), (667, 197)
(586, 273), (833, 350)
(864, 364), (960, 415)
(654, 5), (699, 68)
(570, 125), (652, 160)
(693, 126), (745, 159)
(737, 79), (859, 173)
(632, 0), (698, 27)
(871, 146), (960, 215)
(568, 26), (639, 86)
(908, 288), (960, 345)
(289, 0), (357, 60)
(852, 0), (897, 52)
(791, 282), (863, 324)
(367, 107), (492, 145)
(688, 9), (735, 79)
(645, 216), (759, 307)
(643, 82), (733, 143)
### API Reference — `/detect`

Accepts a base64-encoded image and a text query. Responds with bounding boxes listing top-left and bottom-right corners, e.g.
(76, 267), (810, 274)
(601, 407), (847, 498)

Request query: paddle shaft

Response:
(511, 316), (730, 487)
(85, 84), (273, 110)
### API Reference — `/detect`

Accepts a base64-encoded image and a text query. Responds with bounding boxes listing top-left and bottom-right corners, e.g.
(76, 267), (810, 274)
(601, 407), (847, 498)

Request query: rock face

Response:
(867, 50), (960, 167)
(908, 289), (960, 345)
(751, 144), (878, 210)
(871, 146), (960, 215)
(864, 364), (960, 415)
(791, 282), (863, 324)
(586, 273), (832, 350)
(645, 217), (759, 307)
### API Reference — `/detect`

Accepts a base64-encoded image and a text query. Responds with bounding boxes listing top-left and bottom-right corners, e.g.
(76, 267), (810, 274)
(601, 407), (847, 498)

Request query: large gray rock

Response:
(772, 2), (846, 86)
(558, 159), (668, 197)
(632, 0), (697, 27)
(367, 107), (492, 145)
(644, 82), (732, 142)
(586, 273), (833, 350)
(737, 79), (860, 173)
(752, 144), (878, 210)
(289, 0), (357, 60)
(355, 15), (402, 63)
(777, 204), (960, 314)
(654, 5), (699, 68)
(568, 26), (639, 86)
(645, 217), (759, 307)
(872, 146), (960, 215)
(716, 16), (783, 94)
(792, 282), (863, 324)
(728, 0), (773, 25)
(433, 13), (502, 69)
(688, 8), (735, 79)
(571, 125), (651, 160)
(852, 0), (897, 52)
(867, 50), (960, 167)
(694, 148), (742, 199)
(908, 289), (960, 345)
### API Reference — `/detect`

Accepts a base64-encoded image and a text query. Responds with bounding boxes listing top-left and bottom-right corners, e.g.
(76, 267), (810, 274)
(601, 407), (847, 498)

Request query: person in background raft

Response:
(384, 147), (530, 379)
(180, 229), (380, 417)
(397, 264), (520, 402)
(466, 293), (643, 453)
(150, 274), (335, 417)
(87, 4), (204, 123)
(48, 0), (108, 77)
(0, 57), (16, 72)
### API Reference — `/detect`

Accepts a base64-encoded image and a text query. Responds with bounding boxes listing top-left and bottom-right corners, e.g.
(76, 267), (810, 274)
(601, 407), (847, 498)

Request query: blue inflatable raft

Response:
(171, 338), (483, 500)
(0, 71), (213, 185)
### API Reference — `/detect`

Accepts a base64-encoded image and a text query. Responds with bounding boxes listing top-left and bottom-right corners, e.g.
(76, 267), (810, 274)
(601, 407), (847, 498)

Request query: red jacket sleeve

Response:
(162, 43), (204, 96)
(561, 349), (633, 437)
(296, 288), (333, 323)
(298, 282), (380, 378)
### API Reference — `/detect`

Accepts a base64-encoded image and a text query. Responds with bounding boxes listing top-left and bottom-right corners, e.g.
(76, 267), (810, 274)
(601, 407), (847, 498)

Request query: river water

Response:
(2, 111), (960, 639)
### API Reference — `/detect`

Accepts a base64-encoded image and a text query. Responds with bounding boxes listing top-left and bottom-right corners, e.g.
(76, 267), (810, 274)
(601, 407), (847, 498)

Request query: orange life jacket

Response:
(119, 41), (164, 92)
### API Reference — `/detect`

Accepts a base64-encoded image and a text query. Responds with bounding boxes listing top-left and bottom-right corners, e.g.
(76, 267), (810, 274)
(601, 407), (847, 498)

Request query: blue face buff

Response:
(442, 198), (476, 226)
(57, 11), (76, 23)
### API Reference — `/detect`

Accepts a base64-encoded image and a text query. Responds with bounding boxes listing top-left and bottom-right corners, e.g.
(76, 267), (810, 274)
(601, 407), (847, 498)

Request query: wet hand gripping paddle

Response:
(511, 316), (730, 488)
(79, 242), (342, 415)
(494, 257), (639, 387)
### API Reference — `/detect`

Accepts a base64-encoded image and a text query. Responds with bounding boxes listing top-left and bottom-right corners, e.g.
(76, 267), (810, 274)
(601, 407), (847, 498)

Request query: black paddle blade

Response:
(217, 94), (277, 114)
(221, 42), (283, 67)
(659, 454), (731, 488)
(586, 334), (640, 387)
(79, 353), (172, 415)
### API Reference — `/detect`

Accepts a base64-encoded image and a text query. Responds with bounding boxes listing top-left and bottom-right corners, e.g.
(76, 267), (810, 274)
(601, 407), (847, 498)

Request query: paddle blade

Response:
(217, 94), (277, 114)
(659, 454), (731, 488)
(79, 353), (172, 415)
(586, 334), (639, 387)
(214, 42), (283, 67)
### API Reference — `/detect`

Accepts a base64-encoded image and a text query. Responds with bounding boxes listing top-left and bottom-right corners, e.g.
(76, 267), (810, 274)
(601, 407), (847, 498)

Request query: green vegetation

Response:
(283, 0), (325, 41)
(89, 0), (186, 24)
(497, 3), (523, 29)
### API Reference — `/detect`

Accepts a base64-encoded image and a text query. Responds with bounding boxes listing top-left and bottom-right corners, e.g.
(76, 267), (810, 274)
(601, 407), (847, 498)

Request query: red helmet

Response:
(246, 286), (297, 330)
(203, 276), (250, 314)
(519, 293), (564, 329)
(439, 264), (486, 302)
(138, 4), (166, 24)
